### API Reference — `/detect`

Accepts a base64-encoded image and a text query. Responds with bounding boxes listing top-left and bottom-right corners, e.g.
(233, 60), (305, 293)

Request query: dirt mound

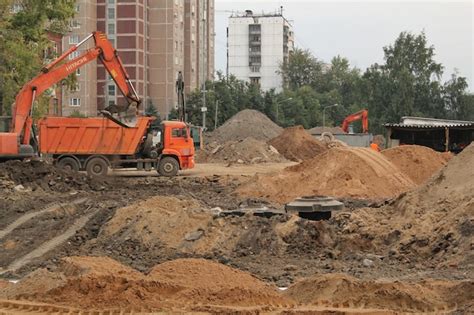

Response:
(269, 126), (327, 162)
(0, 160), (107, 192)
(210, 109), (282, 142)
(336, 142), (474, 268)
(285, 273), (473, 313)
(149, 258), (285, 305)
(382, 145), (451, 184)
(238, 147), (415, 203)
(197, 137), (287, 164)
(0, 256), (286, 311)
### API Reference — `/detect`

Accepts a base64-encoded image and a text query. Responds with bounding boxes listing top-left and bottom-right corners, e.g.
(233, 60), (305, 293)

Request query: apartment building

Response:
(227, 10), (294, 92)
(62, 0), (214, 118)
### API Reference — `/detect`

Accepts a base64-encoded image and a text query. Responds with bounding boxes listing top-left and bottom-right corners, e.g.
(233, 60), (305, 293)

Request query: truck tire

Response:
(158, 157), (179, 177)
(86, 157), (109, 177)
(57, 157), (80, 172)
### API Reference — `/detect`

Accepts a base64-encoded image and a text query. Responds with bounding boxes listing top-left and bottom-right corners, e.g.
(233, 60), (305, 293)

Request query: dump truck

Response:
(38, 116), (195, 177)
(0, 31), (195, 176)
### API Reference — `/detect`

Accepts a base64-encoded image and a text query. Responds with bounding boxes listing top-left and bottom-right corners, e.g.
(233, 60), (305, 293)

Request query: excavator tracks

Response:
(0, 198), (91, 276)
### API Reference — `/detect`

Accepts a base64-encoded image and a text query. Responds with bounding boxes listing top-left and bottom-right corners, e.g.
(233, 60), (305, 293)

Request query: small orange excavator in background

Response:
(341, 109), (369, 134)
(0, 31), (195, 176)
(0, 31), (140, 159)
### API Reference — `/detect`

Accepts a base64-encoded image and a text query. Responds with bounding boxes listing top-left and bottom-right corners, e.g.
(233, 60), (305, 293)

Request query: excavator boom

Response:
(341, 109), (369, 133)
(1, 31), (140, 157)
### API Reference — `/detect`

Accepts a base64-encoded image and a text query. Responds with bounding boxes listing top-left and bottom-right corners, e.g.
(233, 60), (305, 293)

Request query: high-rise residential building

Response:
(227, 10), (294, 92)
(61, 0), (214, 118)
(62, 0), (98, 117)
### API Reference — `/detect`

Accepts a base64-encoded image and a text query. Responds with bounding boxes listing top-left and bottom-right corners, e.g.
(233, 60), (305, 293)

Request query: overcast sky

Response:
(215, 0), (473, 91)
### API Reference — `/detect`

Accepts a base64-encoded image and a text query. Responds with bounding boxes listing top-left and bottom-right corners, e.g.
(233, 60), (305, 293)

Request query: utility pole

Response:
(201, 82), (207, 129)
(214, 100), (219, 130)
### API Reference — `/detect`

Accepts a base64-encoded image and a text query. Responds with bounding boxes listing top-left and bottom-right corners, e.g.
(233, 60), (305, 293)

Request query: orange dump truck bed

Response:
(39, 116), (153, 155)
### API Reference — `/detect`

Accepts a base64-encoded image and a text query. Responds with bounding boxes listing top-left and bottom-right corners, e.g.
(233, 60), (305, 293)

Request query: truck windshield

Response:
(172, 128), (187, 138)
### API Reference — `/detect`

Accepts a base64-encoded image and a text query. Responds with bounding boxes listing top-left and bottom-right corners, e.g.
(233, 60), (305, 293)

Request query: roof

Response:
(385, 116), (474, 129)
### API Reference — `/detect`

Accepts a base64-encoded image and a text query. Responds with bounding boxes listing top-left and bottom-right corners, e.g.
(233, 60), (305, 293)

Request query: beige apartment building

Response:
(62, 0), (214, 118)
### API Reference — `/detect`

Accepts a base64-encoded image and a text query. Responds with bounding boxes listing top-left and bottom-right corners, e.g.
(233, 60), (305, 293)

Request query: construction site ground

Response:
(0, 111), (472, 314)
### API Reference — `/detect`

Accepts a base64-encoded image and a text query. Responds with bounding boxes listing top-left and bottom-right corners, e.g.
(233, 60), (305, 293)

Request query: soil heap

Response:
(0, 256), (286, 311)
(196, 137), (287, 164)
(238, 147), (415, 203)
(209, 109), (282, 143)
(268, 126), (327, 162)
(284, 273), (473, 313)
(337, 142), (474, 268)
(0, 160), (107, 192)
(382, 145), (451, 184)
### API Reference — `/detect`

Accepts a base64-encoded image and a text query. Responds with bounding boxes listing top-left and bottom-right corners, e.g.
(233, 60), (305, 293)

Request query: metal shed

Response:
(384, 117), (474, 152)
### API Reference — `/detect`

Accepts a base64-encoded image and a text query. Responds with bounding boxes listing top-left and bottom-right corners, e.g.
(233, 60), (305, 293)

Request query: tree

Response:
(279, 48), (324, 90)
(443, 73), (474, 121)
(0, 0), (75, 115)
(360, 31), (466, 133)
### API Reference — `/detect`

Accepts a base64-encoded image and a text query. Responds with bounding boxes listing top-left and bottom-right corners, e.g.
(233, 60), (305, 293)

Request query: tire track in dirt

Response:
(1, 207), (97, 274)
(0, 198), (88, 241)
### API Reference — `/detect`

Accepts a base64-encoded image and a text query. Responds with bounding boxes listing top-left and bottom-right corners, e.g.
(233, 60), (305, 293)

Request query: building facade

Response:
(227, 10), (294, 92)
(62, 0), (214, 118)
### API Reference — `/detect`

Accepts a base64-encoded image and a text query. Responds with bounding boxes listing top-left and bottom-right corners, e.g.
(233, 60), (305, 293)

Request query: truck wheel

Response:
(86, 157), (109, 177)
(57, 157), (80, 172)
(158, 157), (179, 177)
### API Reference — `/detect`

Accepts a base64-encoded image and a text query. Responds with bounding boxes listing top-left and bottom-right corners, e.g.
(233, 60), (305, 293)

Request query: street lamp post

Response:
(323, 103), (338, 130)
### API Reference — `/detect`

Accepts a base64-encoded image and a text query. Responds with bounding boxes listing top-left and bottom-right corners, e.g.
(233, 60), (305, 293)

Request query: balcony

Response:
(249, 51), (261, 57)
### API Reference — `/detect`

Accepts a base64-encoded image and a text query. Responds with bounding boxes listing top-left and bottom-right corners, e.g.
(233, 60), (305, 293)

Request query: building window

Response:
(108, 85), (116, 96)
(107, 23), (115, 35)
(75, 4), (80, 12)
(250, 77), (260, 85)
(70, 20), (80, 29)
(70, 83), (80, 92)
(69, 35), (80, 44)
(108, 0), (115, 3)
(69, 51), (80, 60)
(108, 8), (115, 19)
(70, 98), (81, 106)
(250, 66), (260, 73)
(76, 69), (81, 76)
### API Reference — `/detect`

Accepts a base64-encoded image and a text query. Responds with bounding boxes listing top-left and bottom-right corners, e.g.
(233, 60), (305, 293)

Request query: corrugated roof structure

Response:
(385, 116), (474, 129)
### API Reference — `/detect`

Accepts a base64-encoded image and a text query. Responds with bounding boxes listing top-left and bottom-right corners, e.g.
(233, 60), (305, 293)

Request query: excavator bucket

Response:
(101, 102), (138, 128)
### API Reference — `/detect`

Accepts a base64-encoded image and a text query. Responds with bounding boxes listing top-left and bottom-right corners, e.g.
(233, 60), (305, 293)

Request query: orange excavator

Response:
(0, 31), (140, 160)
(341, 109), (369, 133)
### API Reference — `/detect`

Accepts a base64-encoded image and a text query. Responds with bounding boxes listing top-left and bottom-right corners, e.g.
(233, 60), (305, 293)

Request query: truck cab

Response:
(157, 121), (195, 176)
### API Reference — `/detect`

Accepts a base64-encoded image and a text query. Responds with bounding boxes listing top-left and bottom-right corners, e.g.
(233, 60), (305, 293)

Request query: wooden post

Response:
(386, 127), (392, 149)
(445, 127), (449, 152)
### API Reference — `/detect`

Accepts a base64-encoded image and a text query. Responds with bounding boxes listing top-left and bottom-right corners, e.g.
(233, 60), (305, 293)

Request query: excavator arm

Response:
(11, 31), (140, 147)
(341, 109), (369, 133)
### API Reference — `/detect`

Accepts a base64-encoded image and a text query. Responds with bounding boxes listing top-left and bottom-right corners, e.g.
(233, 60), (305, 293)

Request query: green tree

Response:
(279, 48), (324, 90)
(0, 0), (75, 115)
(361, 31), (465, 133)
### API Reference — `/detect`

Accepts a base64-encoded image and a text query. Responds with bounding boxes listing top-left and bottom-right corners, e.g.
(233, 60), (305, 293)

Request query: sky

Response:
(215, 0), (474, 91)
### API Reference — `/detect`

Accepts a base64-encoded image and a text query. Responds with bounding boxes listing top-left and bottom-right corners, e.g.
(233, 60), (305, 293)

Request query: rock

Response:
(283, 264), (298, 272)
(13, 184), (25, 192)
(237, 159), (244, 164)
(184, 229), (204, 241)
(362, 258), (374, 267)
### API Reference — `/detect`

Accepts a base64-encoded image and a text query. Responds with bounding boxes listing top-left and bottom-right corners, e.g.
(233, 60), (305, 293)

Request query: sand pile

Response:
(284, 273), (473, 313)
(0, 256), (285, 311)
(0, 160), (107, 192)
(382, 145), (451, 184)
(196, 137), (287, 164)
(210, 109), (282, 143)
(337, 142), (474, 267)
(269, 126), (327, 162)
(238, 147), (415, 203)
